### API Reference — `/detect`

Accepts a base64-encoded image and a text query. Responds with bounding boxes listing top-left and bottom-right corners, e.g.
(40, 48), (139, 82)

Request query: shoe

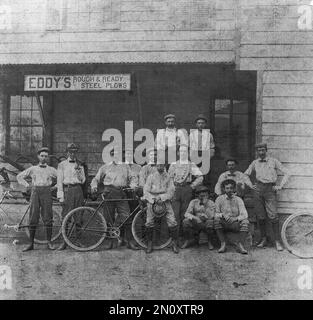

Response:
(237, 242), (248, 254)
(126, 241), (140, 250)
(103, 239), (113, 250)
(47, 242), (56, 250)
(218, 242), (227, 253)
(172, 241), (179, 254)
(275, 241), (283, 252)
(57, 241), (67, 251)
(22, 243), (34, 252)
(208, 241), (214, 250)
(146, 241), (153, 254)
(181, 239), (197, 249)
(256, 237), (267, 248)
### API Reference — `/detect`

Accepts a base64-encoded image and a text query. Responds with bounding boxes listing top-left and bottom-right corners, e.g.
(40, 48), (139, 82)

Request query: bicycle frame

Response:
(79, 194), (143, 240)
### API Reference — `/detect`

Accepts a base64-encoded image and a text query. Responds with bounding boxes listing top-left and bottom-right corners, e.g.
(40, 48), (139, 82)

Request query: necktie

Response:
(259, 159), (267, 163)
(69, 160), (76, 163)
(39, 165), (47, 168)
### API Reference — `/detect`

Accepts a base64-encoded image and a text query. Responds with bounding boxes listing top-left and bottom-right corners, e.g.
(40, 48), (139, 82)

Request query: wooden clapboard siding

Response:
(239, 0), (313, 215)
(0, 0), (236, 64)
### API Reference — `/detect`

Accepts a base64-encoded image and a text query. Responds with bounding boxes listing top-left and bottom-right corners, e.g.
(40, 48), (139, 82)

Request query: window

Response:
(8, 95), (44, 157)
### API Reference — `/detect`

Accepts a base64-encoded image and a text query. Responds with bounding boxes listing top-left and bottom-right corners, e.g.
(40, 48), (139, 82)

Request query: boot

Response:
(181, 228), (196, 249)
(216, 229), (226, 253)
(125, 226), (140, 250)
(169, 226), (179, 254)
(272, 221), (284, 252)
(57, 241), (67, 250)
(23, 227), (36, 252)
(207, 231), (214, 250)
(237, 232), (248, 254)
(256, 220), (267, 248)
(145, 227), (154, 254)
(46, 224), (55, 250)
(103, 239), (113, 250)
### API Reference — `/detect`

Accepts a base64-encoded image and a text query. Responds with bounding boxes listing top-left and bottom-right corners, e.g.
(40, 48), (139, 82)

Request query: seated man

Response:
(181, 185), (215, 250)
(214, 159), (253, 197)
(214, 179), (249, 254)
(143, 160), (179, 254)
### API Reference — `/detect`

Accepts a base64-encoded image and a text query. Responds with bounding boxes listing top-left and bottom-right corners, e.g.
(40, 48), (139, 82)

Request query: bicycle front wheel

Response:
(281, 212), (313, 259)
(132, 208), (172, 250)
(62, 207), (107, 252)
(25, 204), (63, 244)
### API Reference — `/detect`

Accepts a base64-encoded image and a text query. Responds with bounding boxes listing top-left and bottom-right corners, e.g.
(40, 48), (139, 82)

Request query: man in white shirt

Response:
(57, 143), (86, 250)
(156, 114), (186, 166)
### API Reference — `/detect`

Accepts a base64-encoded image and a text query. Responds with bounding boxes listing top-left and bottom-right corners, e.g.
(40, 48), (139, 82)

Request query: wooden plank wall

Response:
(239, 0), (313, 214)
(0, 0), (236, 64)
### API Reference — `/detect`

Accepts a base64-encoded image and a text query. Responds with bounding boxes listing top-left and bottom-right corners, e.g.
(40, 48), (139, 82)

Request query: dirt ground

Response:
(1, 235), (313, 300)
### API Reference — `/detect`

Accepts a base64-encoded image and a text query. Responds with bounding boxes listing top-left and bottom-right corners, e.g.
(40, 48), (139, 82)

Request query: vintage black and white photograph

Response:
(0, 0), (313, 302)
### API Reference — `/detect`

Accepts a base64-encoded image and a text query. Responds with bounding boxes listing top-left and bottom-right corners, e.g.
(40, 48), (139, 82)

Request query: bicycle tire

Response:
(281, 212), (313, 259)
(25, 204), (62, 244)
(132, 208), (172, 250)
(61, 206), (107, 252)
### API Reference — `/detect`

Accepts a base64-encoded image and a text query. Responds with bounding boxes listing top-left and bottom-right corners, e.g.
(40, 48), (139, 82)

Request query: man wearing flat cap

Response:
(190, 114), (215, 186)
(57, 143), (86, 250)
(156, 114), (186, 166)
(190, 114), (215, 159)
(181, 185), (215, 249)
(17, 147), (57, 251)
(245, 142), (290, 251)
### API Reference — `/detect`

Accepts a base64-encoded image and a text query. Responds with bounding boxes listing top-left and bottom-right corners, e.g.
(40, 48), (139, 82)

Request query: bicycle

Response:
(0, 188), (63, 244)
(61, 188), (172, 252)
(281, 212), (313, 259)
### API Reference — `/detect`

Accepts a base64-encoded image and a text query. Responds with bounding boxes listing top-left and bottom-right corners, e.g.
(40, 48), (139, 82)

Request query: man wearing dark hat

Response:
(90, 148), (139, 250)
(190, 114), (215, 159)
(17, 147), (57, 251)
(214, 179), (249, 254)
(245, 143), (290, 251)
(190, 114), (215, 187)
(168, 144), (203, 239)
(57, 143), (86, 250)
(181, 185), (215, 249)
(143, 158), (179, 254)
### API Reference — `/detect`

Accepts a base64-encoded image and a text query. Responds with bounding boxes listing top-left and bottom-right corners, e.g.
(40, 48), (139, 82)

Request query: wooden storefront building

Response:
(0, 0), (312, 219)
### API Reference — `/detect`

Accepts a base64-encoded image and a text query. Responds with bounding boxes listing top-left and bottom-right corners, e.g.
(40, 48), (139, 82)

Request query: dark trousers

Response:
(62, 185), (84, 218)
(29, 186), (53, 227)
(172, 185), (193, 235)
(103, 186), (131, 227)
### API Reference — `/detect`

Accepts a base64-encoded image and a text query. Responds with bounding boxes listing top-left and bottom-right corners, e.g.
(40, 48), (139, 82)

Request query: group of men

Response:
(16, 113), (290, 255)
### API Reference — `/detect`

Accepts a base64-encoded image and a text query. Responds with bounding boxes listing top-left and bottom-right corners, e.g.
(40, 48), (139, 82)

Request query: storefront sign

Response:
(24, 74), (131, 91)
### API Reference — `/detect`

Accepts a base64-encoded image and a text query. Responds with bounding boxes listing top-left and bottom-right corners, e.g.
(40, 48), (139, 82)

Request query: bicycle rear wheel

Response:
(281, 212), (313, 259)
(25, 204), (62, 244)
(132, 209), (172, 250)
(61, 206), (107, 252)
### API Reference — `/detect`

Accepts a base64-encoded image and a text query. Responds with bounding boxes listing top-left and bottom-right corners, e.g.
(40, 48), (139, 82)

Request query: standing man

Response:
(168, 144), (203, 239)
(245, 143), (290, 251)
(215, 159), (254, 197)
(90, 149), (139, 250)
(189, 114), (215, 185)
(214, 179), (249, 254)
(17, 147), (57, 252)
(57, 143), (86, 250)
(143, 160), (179, 254)
(181, 185), (215, 250)
(156, 114), (185, 166)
